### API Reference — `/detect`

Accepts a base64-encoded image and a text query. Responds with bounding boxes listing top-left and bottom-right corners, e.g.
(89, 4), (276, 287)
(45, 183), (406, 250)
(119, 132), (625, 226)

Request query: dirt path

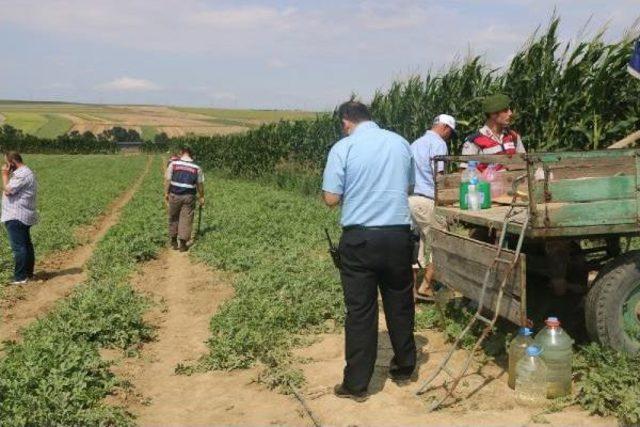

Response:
(114, 250), (311, 426)
(0, 156), (152, 343)
(291, 310), (616, 426)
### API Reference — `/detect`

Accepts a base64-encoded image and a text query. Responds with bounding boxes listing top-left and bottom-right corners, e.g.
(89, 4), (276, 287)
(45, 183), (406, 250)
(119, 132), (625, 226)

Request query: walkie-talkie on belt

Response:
(324, 228), (342, 271)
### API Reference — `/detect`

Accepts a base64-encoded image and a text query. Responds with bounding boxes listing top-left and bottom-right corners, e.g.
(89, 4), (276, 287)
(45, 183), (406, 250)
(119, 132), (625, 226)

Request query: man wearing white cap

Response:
(409, 114), (455, 299)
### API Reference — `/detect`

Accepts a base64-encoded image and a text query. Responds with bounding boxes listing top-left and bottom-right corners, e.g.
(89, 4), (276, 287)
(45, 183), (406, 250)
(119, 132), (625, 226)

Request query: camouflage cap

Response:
(482, 93), (512, 114)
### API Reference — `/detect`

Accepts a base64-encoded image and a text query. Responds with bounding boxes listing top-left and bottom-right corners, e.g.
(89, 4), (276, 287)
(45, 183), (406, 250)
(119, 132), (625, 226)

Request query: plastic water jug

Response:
(508, 327), (534, 389)
(534, 317), (574, 398)
(515, 345), (548, 407)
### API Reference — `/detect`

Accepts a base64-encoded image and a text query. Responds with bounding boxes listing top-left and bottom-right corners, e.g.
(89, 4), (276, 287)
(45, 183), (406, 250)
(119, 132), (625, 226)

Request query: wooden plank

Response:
(535, 199), (637, 228)
(437, 170), (527, 189)
(435, 205), (530, 235)
(529, 148), (638, 163)
(533, 175), (636, 203)
(431, 228), (525, 324)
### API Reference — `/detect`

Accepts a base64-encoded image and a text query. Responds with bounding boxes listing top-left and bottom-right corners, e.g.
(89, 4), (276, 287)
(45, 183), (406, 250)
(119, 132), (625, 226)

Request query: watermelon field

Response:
(1, 18), (639, 427)
(0, 152), (635, 426)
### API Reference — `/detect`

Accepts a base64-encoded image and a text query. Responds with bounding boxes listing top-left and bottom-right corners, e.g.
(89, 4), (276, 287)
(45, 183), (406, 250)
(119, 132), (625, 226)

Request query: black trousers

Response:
(338, 228), (416, 392)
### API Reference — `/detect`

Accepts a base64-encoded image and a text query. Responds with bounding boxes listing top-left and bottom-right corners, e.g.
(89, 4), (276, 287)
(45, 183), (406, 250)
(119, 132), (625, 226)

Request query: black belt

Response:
(411, 193), (434, 200)
(342, 224), (411, 232)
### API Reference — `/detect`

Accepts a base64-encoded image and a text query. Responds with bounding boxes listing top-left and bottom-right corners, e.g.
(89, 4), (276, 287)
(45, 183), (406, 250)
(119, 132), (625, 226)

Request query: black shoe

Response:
(178, 239), (188, 252)
(170, 237), (179, 250)
(333, 384), (368, 402)
(389, 361), (414, 383)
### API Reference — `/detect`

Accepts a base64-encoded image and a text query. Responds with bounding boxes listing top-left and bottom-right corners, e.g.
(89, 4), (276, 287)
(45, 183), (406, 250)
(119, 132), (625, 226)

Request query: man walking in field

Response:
(1, 151), (38, 285)
(322, 101), (416, 401)
(164, 146), (205, 251)
(410, 114), (456, 300)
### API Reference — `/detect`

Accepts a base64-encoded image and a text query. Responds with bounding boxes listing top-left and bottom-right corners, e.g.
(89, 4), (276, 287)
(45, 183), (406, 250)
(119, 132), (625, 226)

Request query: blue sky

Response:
(0, 0), (637, 110)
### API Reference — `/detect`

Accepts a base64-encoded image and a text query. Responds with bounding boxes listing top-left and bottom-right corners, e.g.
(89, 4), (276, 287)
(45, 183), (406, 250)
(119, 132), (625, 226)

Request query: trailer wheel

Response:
(585, 251), (640, 354)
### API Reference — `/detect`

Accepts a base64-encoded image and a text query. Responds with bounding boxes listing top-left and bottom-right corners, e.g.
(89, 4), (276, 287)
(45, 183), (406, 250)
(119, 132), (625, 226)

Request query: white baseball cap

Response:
(433, 114), (456, 133)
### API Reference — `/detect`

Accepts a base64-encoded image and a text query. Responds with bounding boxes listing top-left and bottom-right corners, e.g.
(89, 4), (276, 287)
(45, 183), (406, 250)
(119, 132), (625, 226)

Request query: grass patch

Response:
(172, 106), (318, 124)
(34, 114), (73, 138)
(573, 343), (640, 425)
(140, 125), (158, 141)
(3, 112), (48, 135)
(188, 177), (343, 389)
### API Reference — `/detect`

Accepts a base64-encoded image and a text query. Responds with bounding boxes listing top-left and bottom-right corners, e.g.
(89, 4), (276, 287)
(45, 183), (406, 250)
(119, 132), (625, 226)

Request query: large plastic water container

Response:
(482, 164), (505, 198)
(508, 327), (534, 389)
(515, 345), (548, 407)
(534, 317), (574, 398)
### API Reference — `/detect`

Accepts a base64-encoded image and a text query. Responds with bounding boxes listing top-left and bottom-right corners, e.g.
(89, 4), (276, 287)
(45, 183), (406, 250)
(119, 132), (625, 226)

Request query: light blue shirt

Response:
(411, 130), (448, 198)
(322, 121), (414, 227)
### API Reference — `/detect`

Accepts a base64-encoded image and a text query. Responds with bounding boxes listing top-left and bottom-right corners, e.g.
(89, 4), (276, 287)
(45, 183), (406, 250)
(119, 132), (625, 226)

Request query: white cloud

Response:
(96, 77), (160, 92)
(266, 58), (288, 69)
(209, 92), (238, 102)
(190, 6), (295, 30)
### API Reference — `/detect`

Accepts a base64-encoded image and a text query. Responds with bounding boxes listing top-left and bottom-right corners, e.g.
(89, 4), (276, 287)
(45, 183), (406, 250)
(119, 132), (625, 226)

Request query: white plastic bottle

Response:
(467, 176), (481, 211)
(462, 160), (479, 183)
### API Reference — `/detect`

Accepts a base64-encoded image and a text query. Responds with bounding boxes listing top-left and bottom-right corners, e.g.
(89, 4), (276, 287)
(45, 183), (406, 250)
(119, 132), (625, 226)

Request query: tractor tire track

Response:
(0, 156), (153, 343)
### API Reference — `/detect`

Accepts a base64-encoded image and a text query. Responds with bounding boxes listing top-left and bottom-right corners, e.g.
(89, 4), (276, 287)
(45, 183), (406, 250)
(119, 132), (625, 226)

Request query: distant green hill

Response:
(0, 100), (318, 139)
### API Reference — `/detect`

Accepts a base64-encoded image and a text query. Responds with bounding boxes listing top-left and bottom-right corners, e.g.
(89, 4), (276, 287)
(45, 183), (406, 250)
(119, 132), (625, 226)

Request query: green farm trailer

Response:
(432, 148), (640, 354)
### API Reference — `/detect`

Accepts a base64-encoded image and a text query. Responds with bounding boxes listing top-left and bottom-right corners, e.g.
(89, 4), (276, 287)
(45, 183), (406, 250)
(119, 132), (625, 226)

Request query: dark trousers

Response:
(5, 220), (35, 281)
(338, 228), (416, 392)
(168, 193), (196, 241)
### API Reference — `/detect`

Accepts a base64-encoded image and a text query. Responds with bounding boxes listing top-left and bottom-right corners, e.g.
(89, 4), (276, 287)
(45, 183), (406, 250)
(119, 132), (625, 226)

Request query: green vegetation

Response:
(34, 114), (73, 138)
(146, 18), (639, 194)
(3, 112), (48, 135)
(573, 343), (640, 425)
(172, 106), (317, 123)
(185, 177), (342, 390)
(0, 154), (147, 285)
(0, 156), (165, 426)
(140, 125), (158, 141)
(0, 101), (318, 139)
(0, 124), (119, 154)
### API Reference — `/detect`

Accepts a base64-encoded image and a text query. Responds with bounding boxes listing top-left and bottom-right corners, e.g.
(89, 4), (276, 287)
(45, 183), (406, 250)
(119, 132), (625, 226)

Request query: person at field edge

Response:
(410, 114), (456, 300)
(1, 151), (38, 285)
(461, 93), (526, 170)
(164, 146), (205, 251)
(322, 101), (416, 401)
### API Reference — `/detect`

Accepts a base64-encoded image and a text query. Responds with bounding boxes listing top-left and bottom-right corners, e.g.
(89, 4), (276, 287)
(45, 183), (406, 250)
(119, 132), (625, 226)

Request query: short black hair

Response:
(337, 101), (371, 123)
(179, 146), (193, 157)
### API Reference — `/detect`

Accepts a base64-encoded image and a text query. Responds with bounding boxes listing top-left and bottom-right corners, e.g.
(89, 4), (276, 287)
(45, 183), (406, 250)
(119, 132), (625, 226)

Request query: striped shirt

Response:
(1, 165), (38, 226)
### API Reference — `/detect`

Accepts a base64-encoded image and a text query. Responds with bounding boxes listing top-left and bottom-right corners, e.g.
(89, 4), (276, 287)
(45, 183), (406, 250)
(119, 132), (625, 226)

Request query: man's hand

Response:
(198, 196), (205, 206)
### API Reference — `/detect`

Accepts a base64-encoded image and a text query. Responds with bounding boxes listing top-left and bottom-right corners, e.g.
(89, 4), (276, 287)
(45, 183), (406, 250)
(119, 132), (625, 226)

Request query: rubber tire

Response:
(584, 250), (640, 354)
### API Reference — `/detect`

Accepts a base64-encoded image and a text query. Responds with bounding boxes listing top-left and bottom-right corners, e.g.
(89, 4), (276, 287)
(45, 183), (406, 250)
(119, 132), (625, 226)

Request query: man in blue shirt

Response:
(409, 114), (456, 299)
(323, 101), (416, 401)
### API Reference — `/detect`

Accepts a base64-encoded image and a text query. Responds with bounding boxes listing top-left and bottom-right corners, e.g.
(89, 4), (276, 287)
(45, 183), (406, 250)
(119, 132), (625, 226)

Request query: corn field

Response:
(144, 18), (640, 186)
